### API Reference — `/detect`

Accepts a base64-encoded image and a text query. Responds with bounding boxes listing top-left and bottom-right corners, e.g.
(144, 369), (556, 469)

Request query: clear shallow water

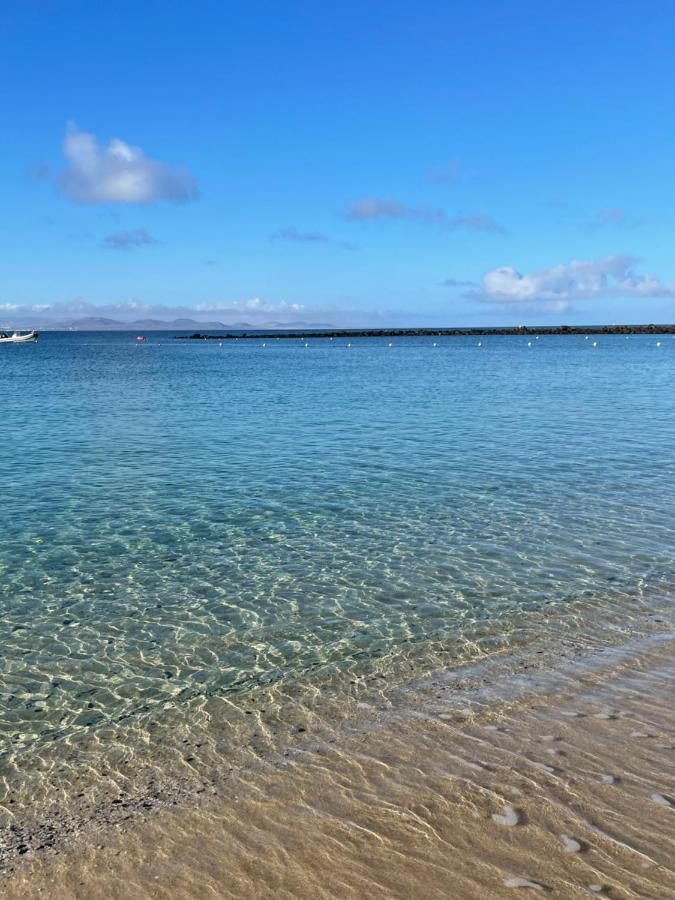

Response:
(0, 332), (674, 800)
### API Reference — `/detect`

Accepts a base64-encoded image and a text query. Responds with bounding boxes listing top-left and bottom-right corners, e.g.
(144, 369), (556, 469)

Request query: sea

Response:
(1, 331), (674, 826)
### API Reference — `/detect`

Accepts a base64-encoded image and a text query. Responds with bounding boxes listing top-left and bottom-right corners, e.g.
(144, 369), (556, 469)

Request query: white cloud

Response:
(192, 298), (305, 314)
(345, 197), (504, 233)
(469, 254), (675, 312)
(57, 124), (198, 204)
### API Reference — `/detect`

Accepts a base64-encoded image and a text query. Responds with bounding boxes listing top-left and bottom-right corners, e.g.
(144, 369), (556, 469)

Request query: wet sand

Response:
(3, 628), (674, 899)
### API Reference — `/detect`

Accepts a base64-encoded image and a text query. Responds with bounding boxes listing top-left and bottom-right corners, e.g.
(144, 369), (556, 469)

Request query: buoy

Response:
(656, 341), (662, 347)
(388, 342), (393, 347)
(527, 341), (532, 347)
(592, 341), (598, 347)
(262, 342), (266, 347)
(477, 341), (482, 347)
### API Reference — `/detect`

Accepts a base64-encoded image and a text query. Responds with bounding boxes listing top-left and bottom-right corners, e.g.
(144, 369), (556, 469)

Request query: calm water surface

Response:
(0, 332), (674, 799)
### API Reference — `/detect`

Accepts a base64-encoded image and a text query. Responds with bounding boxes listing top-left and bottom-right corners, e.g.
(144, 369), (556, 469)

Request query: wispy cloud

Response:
(345, 197), (504, 233)
(57, 123), (199, 204)
(26, 162), (51, 182)
(346, 197), (443, 223)
(452, 213), (505, 233)
(467, 254), (675, 313)
(102, 228), (156, 250)
(594, 207), (625, 226)
(581, 207), (632, 233)
(270, 226), (329, 243)
(270, 226), (359, 250)
(426, 157), (461, 184)
(441, 277), (476, 287)
(544, 199), (568, 210)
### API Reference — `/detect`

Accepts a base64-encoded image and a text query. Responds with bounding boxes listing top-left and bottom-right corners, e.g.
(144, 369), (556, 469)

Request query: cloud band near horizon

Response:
(465, 254), (675, 313)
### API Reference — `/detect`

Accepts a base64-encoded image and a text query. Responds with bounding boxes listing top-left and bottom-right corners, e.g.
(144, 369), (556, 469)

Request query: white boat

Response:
(0, 329), (38, 344)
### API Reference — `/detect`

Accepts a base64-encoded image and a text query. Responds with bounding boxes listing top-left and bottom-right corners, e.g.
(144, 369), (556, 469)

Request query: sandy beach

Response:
(2, 617), (673, 900)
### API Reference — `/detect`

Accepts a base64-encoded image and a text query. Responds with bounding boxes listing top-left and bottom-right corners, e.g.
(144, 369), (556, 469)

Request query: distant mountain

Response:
(48, 316), (123, 329)
(42, 317), (233, 331)
(38, 317), (334, 331)
(127, 318), (231, 330)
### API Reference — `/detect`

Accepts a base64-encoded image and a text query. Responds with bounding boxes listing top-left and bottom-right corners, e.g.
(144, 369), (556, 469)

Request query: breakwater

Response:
(175, 323), (675, 340)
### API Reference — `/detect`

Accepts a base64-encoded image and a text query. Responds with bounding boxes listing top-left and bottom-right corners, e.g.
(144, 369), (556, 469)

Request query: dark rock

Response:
(175, 324), (675, 341)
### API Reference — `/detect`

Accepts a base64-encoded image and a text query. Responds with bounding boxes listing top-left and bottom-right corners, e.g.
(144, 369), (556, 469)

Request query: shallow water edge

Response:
(2, 601), (674, 898)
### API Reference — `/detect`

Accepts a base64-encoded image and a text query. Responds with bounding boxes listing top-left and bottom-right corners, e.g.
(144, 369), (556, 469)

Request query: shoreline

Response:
(2, 608), (674, 898)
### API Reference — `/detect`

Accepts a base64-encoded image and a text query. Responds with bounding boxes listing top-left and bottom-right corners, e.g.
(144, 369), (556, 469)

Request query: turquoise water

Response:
(1, 332), (674, 798)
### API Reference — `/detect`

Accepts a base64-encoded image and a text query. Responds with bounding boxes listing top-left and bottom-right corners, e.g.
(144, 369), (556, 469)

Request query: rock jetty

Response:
(175, 324), (675, 341)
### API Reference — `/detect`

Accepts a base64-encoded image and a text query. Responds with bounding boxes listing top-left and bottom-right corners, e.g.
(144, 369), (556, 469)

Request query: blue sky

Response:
(2, 0), (675, 326)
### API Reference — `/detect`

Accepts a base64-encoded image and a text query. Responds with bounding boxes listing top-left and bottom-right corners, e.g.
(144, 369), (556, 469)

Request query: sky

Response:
(2, 0), (675, 327)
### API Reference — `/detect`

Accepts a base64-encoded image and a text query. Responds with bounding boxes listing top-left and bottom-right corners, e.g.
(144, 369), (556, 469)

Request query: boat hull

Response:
(0, 330), (38, 343)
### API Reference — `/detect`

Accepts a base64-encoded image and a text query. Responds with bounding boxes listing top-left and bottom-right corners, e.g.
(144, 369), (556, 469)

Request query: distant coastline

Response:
(23, 316), (335, 332)
(175, 323), (675, 340)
